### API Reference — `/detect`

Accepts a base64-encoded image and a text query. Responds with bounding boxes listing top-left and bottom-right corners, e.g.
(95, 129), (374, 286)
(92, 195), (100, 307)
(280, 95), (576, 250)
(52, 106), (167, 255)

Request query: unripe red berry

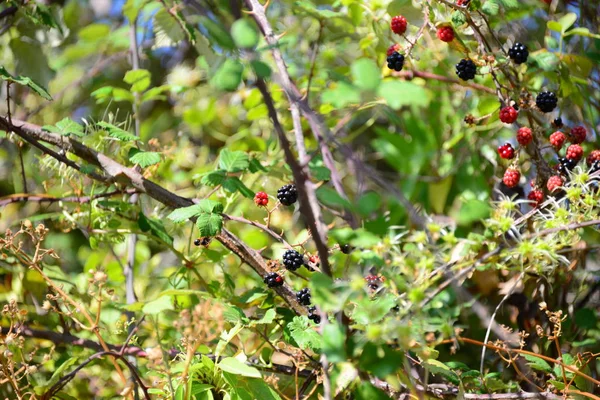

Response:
(586, 150), (600, 166)
(570, 125), (586, 144)
(527, 189), (544, 207)
(386, 43), (401, 56)
(436, 26), (454, 42)
(499, 106), (518, 124)
(549, 131), (566, 149)
(391, 16), (407, 35)
(566, 144), (583, 161)
(457, 0), (470, 6)
(546, 175), (564, 192)
(503, 168), (520, 188)
(516, 127), (533, 146)
(254, 191), (269, 206)
(497, 143), (515, 159)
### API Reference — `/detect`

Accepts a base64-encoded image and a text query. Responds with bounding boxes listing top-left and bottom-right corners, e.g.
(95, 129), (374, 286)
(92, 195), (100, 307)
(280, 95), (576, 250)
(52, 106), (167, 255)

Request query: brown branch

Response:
(0, 325), (313, 378)
(394, 70), (496, 94)
(0, 189), (138, 207)
(0, 116), (308, 316)
(255, 78), (332, 278)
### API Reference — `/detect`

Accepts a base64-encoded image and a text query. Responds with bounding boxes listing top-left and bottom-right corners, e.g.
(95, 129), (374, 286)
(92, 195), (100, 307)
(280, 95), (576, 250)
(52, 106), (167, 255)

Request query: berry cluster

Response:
(307, 306), (321, 324)
(264, 272), (284, 288)
(282, 249), (306, 271)
(296, 288), (311, 305)
(508, 42), (529, 64)
(536, 91), (558, 113)
(387, 51), (405, 72)
(499, 106), (518, 124)
(390, 15), (407, 35)
(365, 274), (385, 291)
(277, 184), (298, 206)
(497, 143), (515, 159)
(436, 26), (454, 42)
(456, 59), (477, 81)
(254, 191), (268, 207)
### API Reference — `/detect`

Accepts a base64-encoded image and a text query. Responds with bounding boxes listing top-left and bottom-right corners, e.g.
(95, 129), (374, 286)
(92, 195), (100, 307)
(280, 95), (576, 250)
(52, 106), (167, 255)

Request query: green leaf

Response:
(123, 0), (147, 21)
(354, 382), (389, 400)
(9, 39), (54, 96)
(196, 212), (223, 237)
(124, 69), (151, 92)
(210, 60), (244, 92)
(451, 11), (466, 27)
(574, 308), (597, 330)
(481, 0), (499, 15)
(558, 12), (577, 33)
(424, 359), (461, 385)
(201, 170), (227, 186)
(321, 82), (361, 108)
(357, 192), (381, 217)
(547, 21), (562, 33)
(154, 9), (191, 46)
(358, 342), (403, 378)
(219, 149), (249, 172)
(36, 356), (80, 393)
(322, 322), (347, 363)
(521, 353), (553, 373)
(142, 295), (174, 314)
(250, 309), (276, 326)
(564, 27), (600, 39)
(138, 212), (173, 245)
(129, 149), (161, 167)
(316, 186), (352, 209)
(0, 66), (52, 100)
(231, 19), (259, 48)
(167, 200), (224, 223)
(377, 80), (429, 109)
(78, 24), (110, 41)
(42, 117), (85, 137)
(97, 121), (139, 142)
(222, 177), (255, 198)
(531, 51), (559, 72)
(199, 16), (236, 50)
(250, 60), (272, 79)
(351, 58), (381, 91)
(287, 316), (323, 350)
(218, 357), (262, 378)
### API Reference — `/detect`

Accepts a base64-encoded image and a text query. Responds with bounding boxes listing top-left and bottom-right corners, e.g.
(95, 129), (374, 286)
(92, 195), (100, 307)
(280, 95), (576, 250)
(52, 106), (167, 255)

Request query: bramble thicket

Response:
(0, 0), (600, 399)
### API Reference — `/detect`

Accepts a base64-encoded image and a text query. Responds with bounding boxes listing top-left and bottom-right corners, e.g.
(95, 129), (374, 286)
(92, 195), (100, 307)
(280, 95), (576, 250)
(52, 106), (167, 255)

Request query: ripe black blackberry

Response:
(553, 117), (563, 128)
(557, 157), (578, 175)
(455, 59), (477, 81)
(536, 91), (557, 113)
(386, 51), (405, 72)
(277, 184), (298, 206)
(282, 249), (305, 271)
(296, 288), (311, 305)
(590, 160), (600, 175)
(264, 272), (284, 288)
(340, 244), (353, 254)
(307, 306), (321, 324)
(508, 42), (529, 64)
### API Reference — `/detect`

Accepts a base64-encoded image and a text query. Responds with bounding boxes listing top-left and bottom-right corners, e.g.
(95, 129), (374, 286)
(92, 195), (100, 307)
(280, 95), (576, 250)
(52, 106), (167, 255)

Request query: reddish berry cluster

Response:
(570, 126), (586, 144)
(391, 16), (407, 35)
(497, 143), (515, 159)
(436, 26), (454, 42)
(387, 43), (401, 56)
(566, 144), (583, 161)
(254, 191), (269, 206)
(587, 150), (600, 166)
(549, 131), (566, 149)
(503, 168), (520, 188)
(527, 189), (544, 207)
(547, 175), (563, 192)
(499, 106), (518, 124)
(516, 127), (532, 146)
